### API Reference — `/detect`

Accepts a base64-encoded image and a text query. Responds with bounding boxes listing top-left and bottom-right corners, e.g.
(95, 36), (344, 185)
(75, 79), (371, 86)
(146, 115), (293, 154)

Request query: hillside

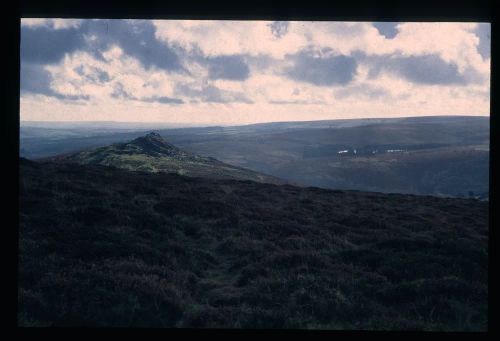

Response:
(19, 159), (488, 330)
(47, 132), (284, 185)
(169, 120), (489, 198)
(267, 146), (489, 198)
(21, 116), (489, 197)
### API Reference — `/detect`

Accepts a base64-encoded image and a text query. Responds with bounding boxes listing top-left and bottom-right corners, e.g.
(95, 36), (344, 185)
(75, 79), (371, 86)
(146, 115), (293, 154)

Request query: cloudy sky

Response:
(20, 19), (490, 125)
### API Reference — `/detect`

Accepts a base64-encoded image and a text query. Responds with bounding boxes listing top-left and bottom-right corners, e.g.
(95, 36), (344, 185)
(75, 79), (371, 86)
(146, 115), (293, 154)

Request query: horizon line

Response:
(20, 114), (491, 127)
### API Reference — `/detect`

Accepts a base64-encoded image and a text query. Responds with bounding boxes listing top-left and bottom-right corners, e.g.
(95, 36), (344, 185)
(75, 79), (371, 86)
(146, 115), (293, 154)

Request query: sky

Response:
(20, 19), (490, 125)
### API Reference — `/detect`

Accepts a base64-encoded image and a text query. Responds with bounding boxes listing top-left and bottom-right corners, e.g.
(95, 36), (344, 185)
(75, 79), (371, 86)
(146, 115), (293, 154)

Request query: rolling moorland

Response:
(20, 116), (489, 198)
(19, 156), (488, 330)
(168, 117), (489, 198)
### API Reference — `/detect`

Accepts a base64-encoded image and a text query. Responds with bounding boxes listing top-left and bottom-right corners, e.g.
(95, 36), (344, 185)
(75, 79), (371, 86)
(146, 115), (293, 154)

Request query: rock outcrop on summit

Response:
(48, 132), (285, 184)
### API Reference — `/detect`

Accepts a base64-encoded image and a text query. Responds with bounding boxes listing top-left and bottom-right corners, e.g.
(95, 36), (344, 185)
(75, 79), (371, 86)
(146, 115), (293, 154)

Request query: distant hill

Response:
(20, 116), (489, 160)
(19, 159), (488, 329)
(46, 132), (285, 185)
(167, 119), (489, 198)
(20, 116), (489, 197)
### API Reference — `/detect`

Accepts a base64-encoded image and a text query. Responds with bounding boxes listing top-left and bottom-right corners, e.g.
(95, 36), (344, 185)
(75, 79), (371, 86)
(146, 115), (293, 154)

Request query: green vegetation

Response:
(54, 132), (284, 185)
(19, 159), (488, 329)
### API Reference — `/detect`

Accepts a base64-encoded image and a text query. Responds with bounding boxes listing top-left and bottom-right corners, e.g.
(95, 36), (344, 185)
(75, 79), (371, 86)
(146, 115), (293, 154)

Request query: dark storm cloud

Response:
(20, 62), (54, 96)
(20, 24), (91, 98)
(20, 62), (89, 101)
(20, 20), (187, 99)
(175, 84), (253, 104)
(96, 70), (111, 83)
(110, 82), (134, 100)
(201, 85), (253, 103)
(245, 54), (276, 71)
(284, 49), (357, 86)
(74, 65), (111, 83)
(82, 20), (184, 72)
(206, 55), (250, 81)
(187, 47), (252, 81)
(110, 82), (184, 104)
(52, 93), (90, 101)
(269, 21), (289, 38)
(367, 53), (468, 85)
(142, 96), (184, 104)
(21, 25), (85, 64)
(372, 22), (399, 39)
(474, 23), (490, 60)
(21, 20), (185, 72)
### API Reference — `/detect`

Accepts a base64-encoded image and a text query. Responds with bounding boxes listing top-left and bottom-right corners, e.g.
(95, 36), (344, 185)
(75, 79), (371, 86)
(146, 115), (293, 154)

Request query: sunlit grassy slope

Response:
(50, 132), (284, 185)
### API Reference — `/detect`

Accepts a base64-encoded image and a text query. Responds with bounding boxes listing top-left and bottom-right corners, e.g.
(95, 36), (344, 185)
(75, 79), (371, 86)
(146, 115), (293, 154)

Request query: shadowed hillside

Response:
(46, 132), (284, 185)
(19, 159), (488, 330)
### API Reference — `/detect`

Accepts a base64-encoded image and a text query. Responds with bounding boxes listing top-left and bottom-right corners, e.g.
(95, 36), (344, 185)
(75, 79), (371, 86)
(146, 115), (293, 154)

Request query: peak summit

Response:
(129, 132), (187, 158)
(145, 132), (162, 138)
(134, 132), (168, 145)
(142, 132), (165, 143)
(55, 131), (285, 184)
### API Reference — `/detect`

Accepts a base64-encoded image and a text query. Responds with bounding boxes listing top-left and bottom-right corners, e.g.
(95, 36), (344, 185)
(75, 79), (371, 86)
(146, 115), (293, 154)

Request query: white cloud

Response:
(154, 20), (309, 59)
(44, 47), (189, 104)
(21, 18), (83, 29)
(20, 20), (490, 124)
